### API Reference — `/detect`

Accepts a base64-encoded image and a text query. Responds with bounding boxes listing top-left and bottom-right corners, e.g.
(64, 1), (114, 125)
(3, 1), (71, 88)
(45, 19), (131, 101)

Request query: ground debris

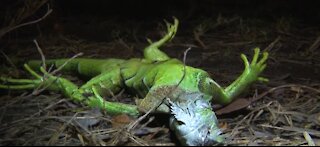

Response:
(222, 84), (320, 146)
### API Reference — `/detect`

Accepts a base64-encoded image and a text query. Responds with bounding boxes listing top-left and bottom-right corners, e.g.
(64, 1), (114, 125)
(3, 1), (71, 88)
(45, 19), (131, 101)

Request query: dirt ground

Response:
(0, 0), (320, 146)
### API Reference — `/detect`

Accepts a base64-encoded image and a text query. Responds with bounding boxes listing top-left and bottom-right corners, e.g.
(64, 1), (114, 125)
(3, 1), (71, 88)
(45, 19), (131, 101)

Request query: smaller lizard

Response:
(0, 17), (268, 146)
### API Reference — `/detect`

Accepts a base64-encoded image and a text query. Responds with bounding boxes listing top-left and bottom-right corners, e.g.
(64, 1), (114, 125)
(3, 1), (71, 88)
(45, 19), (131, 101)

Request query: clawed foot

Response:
(0, 64), (58, 90)
(240, 48), (269, 82)
(164, 16), (179, 42)
(144, 17), (179, 61)
(146, 17), (179, 44)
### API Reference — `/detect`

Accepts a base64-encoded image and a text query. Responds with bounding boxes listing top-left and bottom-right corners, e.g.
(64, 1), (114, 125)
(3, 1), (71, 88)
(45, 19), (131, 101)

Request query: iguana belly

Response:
(119, 58), (187, 98)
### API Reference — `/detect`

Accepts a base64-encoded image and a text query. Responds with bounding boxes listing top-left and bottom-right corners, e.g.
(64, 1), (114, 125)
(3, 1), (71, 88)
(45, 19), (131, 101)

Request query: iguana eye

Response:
(198, 75), (214, 95)
(194, 98), (210, 109)
(207, 78), (213, 85)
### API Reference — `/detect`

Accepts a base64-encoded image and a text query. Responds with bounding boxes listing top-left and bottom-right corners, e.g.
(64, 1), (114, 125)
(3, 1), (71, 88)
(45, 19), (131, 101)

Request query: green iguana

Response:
(0, 18), (268, 146)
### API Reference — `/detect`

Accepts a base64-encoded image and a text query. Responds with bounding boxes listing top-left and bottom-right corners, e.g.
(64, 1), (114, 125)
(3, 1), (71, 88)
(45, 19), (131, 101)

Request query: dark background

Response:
(1, 0), (320, 39)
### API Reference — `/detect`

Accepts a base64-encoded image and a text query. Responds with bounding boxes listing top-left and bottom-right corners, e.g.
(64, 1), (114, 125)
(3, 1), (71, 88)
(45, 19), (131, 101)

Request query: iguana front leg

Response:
(200, 48), (269, 105)
(223, 48), (268, 103)
(0, 64), (140, 116)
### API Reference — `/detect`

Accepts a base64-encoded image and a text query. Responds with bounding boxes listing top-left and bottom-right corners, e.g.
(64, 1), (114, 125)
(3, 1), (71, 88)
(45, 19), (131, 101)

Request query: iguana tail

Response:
(27, 58), (125, 77)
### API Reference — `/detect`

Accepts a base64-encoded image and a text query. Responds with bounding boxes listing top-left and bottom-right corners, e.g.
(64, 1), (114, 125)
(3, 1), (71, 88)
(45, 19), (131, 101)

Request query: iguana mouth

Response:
(168, 93), (224, 146)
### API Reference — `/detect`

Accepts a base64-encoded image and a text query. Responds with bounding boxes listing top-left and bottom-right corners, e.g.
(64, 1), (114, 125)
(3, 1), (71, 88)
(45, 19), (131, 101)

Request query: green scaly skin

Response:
(0, 18), (268, 145)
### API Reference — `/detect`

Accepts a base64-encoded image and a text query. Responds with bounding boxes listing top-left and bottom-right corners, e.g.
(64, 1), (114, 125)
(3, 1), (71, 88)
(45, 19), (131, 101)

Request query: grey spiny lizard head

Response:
(168, 93), (225, 146)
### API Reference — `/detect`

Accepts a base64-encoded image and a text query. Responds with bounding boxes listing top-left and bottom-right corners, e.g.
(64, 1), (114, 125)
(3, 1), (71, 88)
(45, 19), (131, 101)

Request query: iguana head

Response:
(168, 93), (225, 146)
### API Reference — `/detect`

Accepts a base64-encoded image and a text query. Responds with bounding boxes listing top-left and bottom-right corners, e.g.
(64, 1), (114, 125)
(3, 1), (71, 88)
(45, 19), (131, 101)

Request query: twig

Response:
(0, 4), (52, 39)
(127, 131), (149, 146)
(168, 47), (192, 103)
(0, 95), (66, 127)
(250, 84), (320, 104)
(139, 116), (155, 129)
(77, 134), (86, 146)
(51, 52), (84, 75)
(219, 84), (320, 116)
(193, 30), (207, 49)
(31, 74), (61, 95)
(229, 101), (274, 138)
(265, 36), (281, 52)
(259, 124), (320, 137)
(127, 105), (156, 131)
(47, 112), (79, 145)
(0, 50), (18, 71)
(303, 131), (316, 146)
(33, 39), (46, 70)
(117, 38), (134, 52)
(183, 47), (192, 64)
(0, 101), (8, 124)
(28, 99), (69, 119)
(308, 36), (320, 53)
(31, 52), (83, 95)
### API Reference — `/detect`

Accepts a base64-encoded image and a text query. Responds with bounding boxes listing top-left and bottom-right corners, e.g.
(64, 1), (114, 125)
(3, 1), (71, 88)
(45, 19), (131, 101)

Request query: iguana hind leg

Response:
(143, 17), (179, 61)
(0, 64), (140, 116)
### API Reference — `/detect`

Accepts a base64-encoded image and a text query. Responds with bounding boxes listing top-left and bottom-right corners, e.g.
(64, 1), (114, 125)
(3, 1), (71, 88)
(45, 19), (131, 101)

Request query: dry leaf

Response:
(216, 98), (251, 115)
(111, 114), (133, 128)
